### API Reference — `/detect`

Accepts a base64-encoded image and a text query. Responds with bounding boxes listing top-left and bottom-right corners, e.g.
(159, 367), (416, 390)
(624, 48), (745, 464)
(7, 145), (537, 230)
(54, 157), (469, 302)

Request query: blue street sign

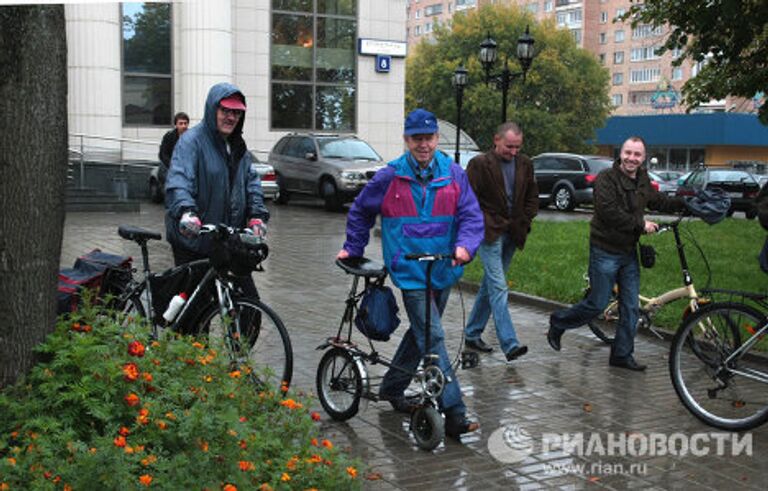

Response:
(375, 55), (391, 73)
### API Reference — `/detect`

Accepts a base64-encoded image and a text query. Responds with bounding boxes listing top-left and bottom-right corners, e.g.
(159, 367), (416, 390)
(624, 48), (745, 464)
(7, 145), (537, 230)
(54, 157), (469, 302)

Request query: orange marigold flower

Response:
(347, 466), (358, 478)
(279, 399), (303, 410)
(229, 370), (241, 378)
(310, 438), (318, 447)
(82, 324), (92, 332)
(183, 358), (196, 366)
(239, 416), (247, 422)
(203, 375), (213, 383)
(165, 412), (176, 421)
(280, 473), (291, 482)
(53, 476), (61, 484)
(89, 447), (97, 454)
(310, 411), (321, 421)
(156, 421), (167, 430)
(10, 431), (18, 438)
(6, 457), (16, 466)
(127, 341), (146, 357)
(307, 454), (322, 464)
(71, 322), (81, 331)
(286, 456), (298, 470)
(227, 429), (238, 437)
(124, 393), (140, 407)
(139, 474), (153, 486)
(239, 440), (247, 449)
(134, 445), (145, 452)
(118, 426), (130, 436)
(138, 408), (150, 425)
(238, 460), (255, 472)
(141, 455), (157, 467)
(125, 446), (135, 454)
(122, 362), (140, 382)
(151, 358), (161, 366)
(151, 341), (160, 348)
(113, 436), (127, 448)
(198, 439), (209, 452)
(192, 342), (204, 349)
(258, 484), (273, 491)
(321, 439), (333, 449)
(223, 484), (237, 491)
(64, 485), (72, 491)
(141, 372), (153, 382)
(280, 383), (289, 393)
(44, 471), (52, 479)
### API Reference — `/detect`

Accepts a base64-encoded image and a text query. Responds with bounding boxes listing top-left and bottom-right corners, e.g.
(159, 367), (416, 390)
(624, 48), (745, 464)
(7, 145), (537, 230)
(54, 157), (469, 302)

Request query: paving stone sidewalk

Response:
(61, 202), (767, 490)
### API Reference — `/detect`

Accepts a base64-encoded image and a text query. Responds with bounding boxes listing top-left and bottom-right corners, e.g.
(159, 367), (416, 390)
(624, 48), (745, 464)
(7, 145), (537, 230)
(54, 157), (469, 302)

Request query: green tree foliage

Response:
(406, 5), (611, 155)
(625, 0), (768, 124)
(123, 3), (171, 74)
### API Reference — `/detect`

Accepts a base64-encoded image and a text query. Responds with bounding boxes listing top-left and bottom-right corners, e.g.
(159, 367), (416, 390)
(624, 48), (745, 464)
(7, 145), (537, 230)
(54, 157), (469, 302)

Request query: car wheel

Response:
(553, 186), (575, 211)
(274, 174), (290, 205)
(321, 179), (343, 212)
(149, 178), (163, 204)
(726, 208), (735, 217)
(746, 209), (757, 220)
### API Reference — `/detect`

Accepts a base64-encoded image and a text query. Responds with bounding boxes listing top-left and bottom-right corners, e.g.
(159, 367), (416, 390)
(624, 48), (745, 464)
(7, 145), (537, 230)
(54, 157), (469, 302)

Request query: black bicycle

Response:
(315, 253), (477, 451)
(115, 224), (293, 389)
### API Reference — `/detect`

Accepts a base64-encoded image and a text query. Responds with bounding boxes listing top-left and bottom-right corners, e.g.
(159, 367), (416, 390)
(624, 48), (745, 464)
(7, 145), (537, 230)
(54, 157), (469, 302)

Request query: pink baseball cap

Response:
(219, 94), (246, 111)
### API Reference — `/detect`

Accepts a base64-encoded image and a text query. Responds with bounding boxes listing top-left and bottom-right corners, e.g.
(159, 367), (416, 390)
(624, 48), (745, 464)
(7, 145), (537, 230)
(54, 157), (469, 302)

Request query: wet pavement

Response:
(61, 201), (767, 490)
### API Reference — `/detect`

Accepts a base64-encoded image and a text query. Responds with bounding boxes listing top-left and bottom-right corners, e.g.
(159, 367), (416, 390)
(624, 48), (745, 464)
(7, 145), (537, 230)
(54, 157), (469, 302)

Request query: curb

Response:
(457, 280), (569, 313)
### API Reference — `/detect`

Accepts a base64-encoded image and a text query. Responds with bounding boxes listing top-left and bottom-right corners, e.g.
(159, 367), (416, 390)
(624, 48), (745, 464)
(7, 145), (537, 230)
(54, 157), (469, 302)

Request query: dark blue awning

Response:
(596, 113), (768, 147)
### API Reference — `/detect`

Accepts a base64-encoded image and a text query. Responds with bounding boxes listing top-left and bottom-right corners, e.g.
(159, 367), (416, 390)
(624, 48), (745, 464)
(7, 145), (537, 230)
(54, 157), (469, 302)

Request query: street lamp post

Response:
(452, 64), (468, 166)
(479, 25), (535, 123)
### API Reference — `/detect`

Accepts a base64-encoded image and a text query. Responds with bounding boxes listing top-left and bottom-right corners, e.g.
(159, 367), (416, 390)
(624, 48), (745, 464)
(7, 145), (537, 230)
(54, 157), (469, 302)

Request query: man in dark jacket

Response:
(157, 112), (189, 185)
(165, 83), (269, 298)
(547, 136), (684, 371)
(463, 122), (538, 361)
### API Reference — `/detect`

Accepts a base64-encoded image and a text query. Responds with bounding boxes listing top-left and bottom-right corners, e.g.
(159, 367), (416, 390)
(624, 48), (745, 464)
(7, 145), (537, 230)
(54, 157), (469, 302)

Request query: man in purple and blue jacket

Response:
(337, 108), (484, 439)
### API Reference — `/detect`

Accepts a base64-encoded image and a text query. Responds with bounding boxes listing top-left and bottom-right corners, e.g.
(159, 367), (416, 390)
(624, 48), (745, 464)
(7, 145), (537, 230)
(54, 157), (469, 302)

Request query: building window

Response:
(527, 2), (539, 14)
(631, 46), (661, 62)
(425, 4), (442, 16)
(122, 2), (172, 126)
(672, 66), (683, 80)
(614, 8), (625, 20)
(632, 24), (663, 39)
(571, 29), (582, 44)
(600, 11), (607, 23)
(612, 72), (623, 85)
(271, 1), (357, 131)
(544, 0), (553, 12)
(424, 22), (432, 33)
(614, 30), (624, 43)
(415, 24), (421, 35)
(599, 53), (605, 64)
(599, 32), (606, 44)
(556, 8), (582, 28)
(630, 91), (654, 105)
(630, 67), (661, 84)
(613, 51), (624, 64)
(611, 94), (623, 106)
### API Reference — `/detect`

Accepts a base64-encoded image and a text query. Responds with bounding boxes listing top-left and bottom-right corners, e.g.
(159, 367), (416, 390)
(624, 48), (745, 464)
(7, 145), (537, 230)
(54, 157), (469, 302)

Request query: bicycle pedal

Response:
(461, 351), (479, 369)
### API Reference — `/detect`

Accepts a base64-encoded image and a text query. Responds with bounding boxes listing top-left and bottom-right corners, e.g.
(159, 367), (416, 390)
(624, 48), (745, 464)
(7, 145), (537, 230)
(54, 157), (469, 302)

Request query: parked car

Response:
(648, 171), (677, 196)
(756, 174), (768, 189)
(653, 170), (685, 182)
(532, 153), (613, 211)
(268, 133), (385, 211)
(675, 168), (760, 219)
(437, 119), (482, 168)
(148, 154), (279, 204)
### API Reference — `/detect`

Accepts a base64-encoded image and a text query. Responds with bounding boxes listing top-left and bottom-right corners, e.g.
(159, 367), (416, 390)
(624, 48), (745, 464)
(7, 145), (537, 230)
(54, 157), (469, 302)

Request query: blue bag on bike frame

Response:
(355, 284), (400, 342)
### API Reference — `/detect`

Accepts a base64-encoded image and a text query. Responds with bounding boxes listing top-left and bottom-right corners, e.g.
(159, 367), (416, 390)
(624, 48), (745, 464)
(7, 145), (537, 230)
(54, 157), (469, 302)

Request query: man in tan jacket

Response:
(464, 122), (539, 361)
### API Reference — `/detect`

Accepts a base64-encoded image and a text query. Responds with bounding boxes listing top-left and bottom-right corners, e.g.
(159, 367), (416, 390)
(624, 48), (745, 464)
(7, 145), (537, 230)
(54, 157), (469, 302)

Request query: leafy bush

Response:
(0, 304), (361, 490)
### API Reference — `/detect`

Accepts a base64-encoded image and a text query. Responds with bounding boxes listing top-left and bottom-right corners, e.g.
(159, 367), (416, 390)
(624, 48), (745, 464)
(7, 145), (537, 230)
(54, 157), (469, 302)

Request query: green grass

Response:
(463, 217), (768, 331)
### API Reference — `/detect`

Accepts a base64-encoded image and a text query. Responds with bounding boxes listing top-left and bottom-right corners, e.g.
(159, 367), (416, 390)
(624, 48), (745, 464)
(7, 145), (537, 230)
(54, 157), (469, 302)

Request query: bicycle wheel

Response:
(197, 296), (293, 390)
(669, 302), (768, 431)
(411, 406), (444, 451)
(586, 290), (618, 344)
(316, 347), (363, 421)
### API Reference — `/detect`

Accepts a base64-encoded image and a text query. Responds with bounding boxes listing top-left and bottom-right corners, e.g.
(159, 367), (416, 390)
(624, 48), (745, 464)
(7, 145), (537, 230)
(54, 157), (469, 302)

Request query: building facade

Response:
(66, 0), (407, 162)
(405, 0), (476, 46)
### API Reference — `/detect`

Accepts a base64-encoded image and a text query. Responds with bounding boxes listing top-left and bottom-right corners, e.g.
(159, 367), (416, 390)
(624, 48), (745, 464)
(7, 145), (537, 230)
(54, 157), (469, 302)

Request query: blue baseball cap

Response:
(403, 108), (439, 136)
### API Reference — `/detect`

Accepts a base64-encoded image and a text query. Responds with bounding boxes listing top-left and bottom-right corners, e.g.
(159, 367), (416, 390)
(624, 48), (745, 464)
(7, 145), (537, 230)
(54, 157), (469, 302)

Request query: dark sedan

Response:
(532, 153), (613, 211)
(676, 168), (760, 219)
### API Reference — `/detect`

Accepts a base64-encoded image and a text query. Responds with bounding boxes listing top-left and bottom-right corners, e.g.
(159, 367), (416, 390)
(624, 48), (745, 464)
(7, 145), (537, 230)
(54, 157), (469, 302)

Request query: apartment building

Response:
(405, 0), (477, 46)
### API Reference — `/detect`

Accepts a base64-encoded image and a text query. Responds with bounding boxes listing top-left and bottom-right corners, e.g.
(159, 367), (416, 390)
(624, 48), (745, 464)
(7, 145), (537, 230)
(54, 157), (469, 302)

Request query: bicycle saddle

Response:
(118, 225), (162, 242)
(335, 257), (387, 278)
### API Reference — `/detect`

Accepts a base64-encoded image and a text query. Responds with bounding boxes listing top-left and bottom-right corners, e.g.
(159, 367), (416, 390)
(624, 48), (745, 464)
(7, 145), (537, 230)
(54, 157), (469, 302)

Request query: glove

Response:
(179, 212), (201, 238)
(247, 218), (267, 238)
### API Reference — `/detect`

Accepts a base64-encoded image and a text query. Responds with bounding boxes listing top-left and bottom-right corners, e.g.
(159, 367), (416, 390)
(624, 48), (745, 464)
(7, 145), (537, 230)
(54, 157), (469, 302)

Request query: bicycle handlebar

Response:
(199, 223), (266, 243)
(405, 252), (455, 262)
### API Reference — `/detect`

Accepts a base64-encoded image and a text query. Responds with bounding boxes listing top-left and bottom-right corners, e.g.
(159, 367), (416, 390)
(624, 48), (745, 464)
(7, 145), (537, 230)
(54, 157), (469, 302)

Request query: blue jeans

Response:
(379, 288), (466, 417)
(550, 245), (640, 360)
(465, 235), (521, 354)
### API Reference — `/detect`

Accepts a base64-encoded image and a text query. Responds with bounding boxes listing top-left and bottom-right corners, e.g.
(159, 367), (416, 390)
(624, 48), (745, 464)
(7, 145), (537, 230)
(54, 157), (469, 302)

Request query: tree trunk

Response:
(0, 6), (68, 388)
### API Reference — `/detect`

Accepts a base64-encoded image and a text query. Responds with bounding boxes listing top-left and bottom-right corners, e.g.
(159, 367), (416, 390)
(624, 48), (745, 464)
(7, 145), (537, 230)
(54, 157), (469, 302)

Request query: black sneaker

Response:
(505, 345), (528, 361)
(444, 414), (480, 440)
